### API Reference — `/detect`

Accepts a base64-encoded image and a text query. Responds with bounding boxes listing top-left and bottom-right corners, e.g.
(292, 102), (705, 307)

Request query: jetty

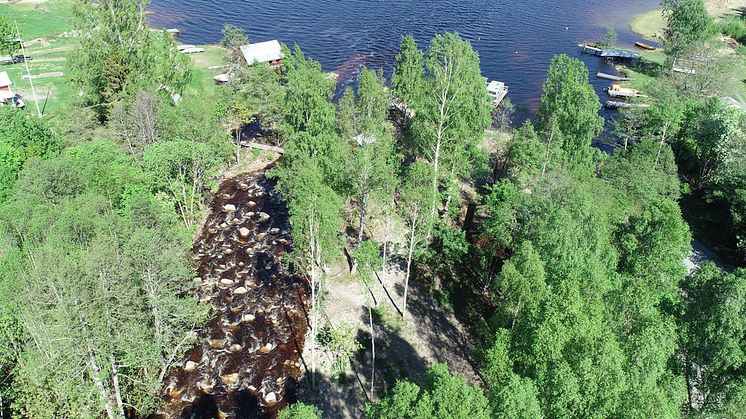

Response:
(605, 101), (650, 110)
(486, 80), (509, 106)
(597, 72), (632, 82)
(578, 44), (640, 60)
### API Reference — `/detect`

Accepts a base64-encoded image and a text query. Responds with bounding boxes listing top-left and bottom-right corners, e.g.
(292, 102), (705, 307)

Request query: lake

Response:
(149, 0), (660, 125)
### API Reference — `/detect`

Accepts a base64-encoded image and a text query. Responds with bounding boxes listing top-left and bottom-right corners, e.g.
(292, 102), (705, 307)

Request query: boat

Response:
(166, 28), (181, 35)
(486, 80), (509, 106)
(177, 44), (196, 51)
(605, 100), (650, 110)
(607, 84), (644, 98)
(180, 47), (205, 54)
(634, 41), (656, 51)
(597, 72), (632, 82)
(213, 74), (231, 84)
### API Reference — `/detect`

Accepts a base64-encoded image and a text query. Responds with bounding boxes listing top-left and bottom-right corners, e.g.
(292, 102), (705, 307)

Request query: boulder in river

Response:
(264, 392), (278, 406)
(239, 227), (251, 238)
(220, 373), (240, 385)
(258, 212), (270, 222)
(184, 360), (199, 372)
(223, 204), (237, 212)
(234, 286), (249, 295)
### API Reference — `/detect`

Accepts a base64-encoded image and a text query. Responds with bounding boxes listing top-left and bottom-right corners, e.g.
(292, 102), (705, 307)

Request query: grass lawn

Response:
(0, 0), (75, 114)
(183, 45), (227, 99)
(1, 0), (225, 113)
(629, 10), (666, 40)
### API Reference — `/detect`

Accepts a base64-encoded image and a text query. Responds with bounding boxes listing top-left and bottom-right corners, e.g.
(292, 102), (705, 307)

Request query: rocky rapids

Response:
(159, 170), (310, 418)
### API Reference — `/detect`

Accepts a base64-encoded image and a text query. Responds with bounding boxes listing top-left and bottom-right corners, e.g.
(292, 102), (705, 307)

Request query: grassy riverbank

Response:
(626, 0), (746, 104)
(0, 0), (224, 114)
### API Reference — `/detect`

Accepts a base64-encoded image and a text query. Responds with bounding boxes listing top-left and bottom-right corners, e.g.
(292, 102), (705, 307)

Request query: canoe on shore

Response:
(635, 41), (656, 50)
(597, 72), (632, 82)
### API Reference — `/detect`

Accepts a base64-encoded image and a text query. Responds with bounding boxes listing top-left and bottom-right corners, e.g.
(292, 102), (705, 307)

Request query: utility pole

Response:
(15, 21), (41, 117)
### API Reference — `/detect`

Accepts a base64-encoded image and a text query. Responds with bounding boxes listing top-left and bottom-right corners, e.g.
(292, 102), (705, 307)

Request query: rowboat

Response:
(597, 72), (632, 82)
(180, 47), (205, 54)
(634, 41), (656, 50)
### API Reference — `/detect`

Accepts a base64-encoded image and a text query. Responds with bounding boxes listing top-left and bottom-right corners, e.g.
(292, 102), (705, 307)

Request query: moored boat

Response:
(607, 84), (643, 98)
(597, 72), (632, 82)
(634, 41), (656, 50)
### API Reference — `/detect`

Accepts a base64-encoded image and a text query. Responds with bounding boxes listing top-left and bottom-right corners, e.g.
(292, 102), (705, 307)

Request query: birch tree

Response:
(398, 161), (435, 315)
(275, 155), (343, 387)
(411, 33), (491, 221)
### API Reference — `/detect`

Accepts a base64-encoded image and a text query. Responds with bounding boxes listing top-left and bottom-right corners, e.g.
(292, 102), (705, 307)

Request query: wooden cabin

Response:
(240, 40), (283, 69)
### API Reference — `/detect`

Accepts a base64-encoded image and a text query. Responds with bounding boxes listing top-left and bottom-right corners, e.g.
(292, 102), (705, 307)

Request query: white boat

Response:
(213, 74), (231, 84)
(486, 80), (509, 106)
(605, 100), (650, 110)
(177, 44), (197, 51)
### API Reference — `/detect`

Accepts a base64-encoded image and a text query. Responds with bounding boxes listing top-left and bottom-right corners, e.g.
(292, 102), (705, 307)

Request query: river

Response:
(149, 0), (660, 122)
(158, 168), (310, 418)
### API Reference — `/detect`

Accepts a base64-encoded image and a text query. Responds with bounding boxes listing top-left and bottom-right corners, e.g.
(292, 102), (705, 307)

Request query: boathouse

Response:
(0, 71), (11, 91)
(241, 40), (283, 68)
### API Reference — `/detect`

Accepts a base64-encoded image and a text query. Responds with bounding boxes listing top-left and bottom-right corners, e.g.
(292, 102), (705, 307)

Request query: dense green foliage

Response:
(70, 0), (192, 119)
(0, 16), (18, 56)
(661, 0), (712, 55)
(2, 1), (744, 417)
(365, 364), (491, 418)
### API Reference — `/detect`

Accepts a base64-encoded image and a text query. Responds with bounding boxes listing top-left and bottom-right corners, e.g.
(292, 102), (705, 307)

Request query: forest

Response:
(0, 0), (744, 418)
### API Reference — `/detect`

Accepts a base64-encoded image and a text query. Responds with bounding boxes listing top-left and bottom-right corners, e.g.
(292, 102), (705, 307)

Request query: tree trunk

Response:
(357, 196), (367, 244)
(654, 123), (669, 169)
(87, 352), (118, 419)
(369, 305), (375, 398)
(110, 357), (126, 419)
(431, 139), (442, 222)
(404, 218), (417, 316)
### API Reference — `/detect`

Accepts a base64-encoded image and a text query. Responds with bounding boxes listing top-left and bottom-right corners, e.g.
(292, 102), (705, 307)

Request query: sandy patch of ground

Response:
(707, 0), (746, 17)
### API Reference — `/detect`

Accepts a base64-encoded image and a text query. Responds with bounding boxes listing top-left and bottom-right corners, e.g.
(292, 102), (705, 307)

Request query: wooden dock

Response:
(578, 43), (603, 55)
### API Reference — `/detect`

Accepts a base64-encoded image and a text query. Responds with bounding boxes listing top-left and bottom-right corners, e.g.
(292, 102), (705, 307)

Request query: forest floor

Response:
(294, 259), (480, 418)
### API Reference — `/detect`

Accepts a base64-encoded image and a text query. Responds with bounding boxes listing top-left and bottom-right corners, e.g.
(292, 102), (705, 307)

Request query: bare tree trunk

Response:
(404, 218), (417, 316)
(110, 357), (125, 419)
(369, 305), (375, 399)
(654, 123), (669, 169)
(357, 198), (367, 245)
(87, 352), (118, 419)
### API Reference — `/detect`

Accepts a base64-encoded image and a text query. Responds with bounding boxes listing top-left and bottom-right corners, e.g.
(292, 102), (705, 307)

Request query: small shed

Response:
(240, 40), (283, 68)
(0, 72), (11, 91)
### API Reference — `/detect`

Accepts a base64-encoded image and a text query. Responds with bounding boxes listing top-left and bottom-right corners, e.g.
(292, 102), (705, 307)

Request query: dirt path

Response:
(685, 239), (736, 275)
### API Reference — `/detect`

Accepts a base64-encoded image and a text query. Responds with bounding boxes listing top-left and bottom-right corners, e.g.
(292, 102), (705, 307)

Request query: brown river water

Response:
(157, 169), (310, 418)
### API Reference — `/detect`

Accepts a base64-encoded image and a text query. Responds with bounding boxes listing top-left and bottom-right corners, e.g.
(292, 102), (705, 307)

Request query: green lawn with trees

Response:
(0, 0), (744, 418)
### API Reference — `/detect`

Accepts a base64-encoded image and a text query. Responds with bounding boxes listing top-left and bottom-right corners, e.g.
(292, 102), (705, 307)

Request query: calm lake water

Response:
(149, 0), (660, 125)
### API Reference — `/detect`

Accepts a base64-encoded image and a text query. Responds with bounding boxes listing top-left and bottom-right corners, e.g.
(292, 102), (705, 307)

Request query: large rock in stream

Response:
(158, 170), (310, 419)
